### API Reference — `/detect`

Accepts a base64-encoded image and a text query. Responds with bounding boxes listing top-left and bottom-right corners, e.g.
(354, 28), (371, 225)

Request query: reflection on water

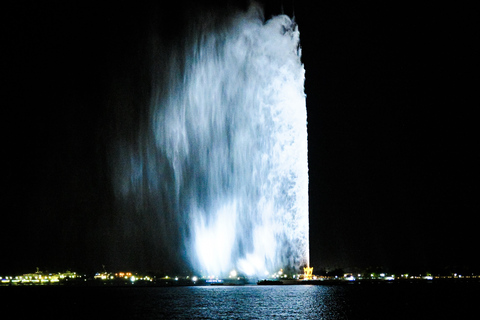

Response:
(4, 283), (478, 319)
(142, 286), (348, 319)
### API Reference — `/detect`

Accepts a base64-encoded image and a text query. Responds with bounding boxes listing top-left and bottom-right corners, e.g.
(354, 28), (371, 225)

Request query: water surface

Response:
(3, 283), (476, 319)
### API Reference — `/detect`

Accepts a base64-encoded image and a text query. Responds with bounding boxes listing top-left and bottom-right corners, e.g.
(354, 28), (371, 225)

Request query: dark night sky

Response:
(2, 1), (478, 275)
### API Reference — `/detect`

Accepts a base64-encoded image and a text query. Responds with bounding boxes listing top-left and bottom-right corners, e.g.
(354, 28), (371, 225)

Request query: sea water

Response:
(4, 283), (477, 319)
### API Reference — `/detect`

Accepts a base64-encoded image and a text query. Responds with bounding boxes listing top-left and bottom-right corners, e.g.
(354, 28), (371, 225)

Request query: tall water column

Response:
(112, 4), (308, 277)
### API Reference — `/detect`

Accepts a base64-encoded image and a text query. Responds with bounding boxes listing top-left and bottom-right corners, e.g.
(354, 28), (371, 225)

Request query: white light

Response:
(192, 276), (198, 282)
(114, 4), (308, 278)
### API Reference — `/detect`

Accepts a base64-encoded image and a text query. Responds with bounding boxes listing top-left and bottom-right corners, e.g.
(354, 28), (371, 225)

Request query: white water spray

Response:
(113, 4), (308, 277)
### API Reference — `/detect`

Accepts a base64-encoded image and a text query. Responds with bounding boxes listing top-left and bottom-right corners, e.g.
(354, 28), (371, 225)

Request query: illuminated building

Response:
(303, 267), (313, 280)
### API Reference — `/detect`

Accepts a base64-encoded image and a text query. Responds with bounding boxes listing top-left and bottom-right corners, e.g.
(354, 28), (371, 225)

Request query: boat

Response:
(257, 279), (284, 285)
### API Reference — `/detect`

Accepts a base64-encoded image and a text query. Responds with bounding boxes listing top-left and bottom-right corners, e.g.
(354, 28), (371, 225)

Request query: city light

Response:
(1, 267), (478, 287)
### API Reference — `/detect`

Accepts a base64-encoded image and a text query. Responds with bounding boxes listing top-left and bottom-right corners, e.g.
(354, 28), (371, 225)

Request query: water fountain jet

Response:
(112, 3), (308, 278)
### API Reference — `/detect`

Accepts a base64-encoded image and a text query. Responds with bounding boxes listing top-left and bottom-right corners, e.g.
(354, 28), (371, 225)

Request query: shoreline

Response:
(2, 277), (479, 287)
